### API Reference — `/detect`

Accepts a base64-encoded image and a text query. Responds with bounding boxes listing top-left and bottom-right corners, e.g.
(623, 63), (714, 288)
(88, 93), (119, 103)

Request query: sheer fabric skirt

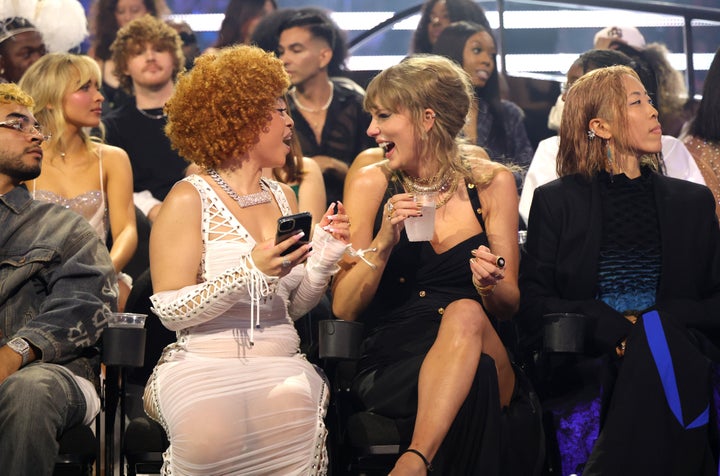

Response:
(150, 341), (329, 476)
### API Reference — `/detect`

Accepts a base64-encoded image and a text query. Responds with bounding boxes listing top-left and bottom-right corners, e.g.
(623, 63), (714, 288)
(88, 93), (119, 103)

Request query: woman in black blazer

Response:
(519, 65), (720, 476)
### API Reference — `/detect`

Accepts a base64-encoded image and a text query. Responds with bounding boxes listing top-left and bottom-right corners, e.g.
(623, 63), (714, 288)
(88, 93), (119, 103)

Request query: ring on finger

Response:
(281, 258), (291, 269)
(387, 201), (394, 212)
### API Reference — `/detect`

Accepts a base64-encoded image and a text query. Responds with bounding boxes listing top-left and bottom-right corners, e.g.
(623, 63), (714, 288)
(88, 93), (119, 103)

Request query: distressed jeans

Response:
(0, 363), (88, 476)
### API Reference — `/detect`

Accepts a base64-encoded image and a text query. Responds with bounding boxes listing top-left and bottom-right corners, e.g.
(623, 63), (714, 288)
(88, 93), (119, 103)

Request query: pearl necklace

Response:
(207, 169), (272, 208)
(289, 82), (334, 113)
(136, 106), (166, 120)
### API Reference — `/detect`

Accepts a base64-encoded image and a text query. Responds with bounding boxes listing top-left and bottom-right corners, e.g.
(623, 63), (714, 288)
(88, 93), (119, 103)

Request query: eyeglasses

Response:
(0, 117), (51, 142)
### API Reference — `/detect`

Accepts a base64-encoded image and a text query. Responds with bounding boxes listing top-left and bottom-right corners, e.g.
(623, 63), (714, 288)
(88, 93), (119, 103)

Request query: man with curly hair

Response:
(104, 14), (194, 223)
(0, 82), (116, 475)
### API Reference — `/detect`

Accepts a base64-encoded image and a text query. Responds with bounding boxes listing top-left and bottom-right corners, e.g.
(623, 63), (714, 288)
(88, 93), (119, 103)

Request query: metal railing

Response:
(348, 0), (720, 97)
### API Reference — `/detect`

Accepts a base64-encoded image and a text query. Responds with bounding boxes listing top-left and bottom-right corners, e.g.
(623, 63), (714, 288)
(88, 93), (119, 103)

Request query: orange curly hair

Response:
(164, 45), (290, 169)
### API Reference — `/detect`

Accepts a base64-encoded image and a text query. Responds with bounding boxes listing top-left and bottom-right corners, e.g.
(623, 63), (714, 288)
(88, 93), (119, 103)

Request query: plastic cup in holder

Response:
(108, 312), (147, 328)
(104, 313), (148, 367)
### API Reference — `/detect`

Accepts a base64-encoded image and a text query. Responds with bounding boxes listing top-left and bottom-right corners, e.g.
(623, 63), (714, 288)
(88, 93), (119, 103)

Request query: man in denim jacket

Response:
(0, 83), (117, 475)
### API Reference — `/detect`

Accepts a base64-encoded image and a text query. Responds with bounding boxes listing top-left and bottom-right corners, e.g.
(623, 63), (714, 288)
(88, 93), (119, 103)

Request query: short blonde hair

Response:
(558, 65), (659, 178)
(0, 83), (34, 108)
(19, 53), (102, 153)
(364, 54), (474, 179)
(164, 45), (289, 168)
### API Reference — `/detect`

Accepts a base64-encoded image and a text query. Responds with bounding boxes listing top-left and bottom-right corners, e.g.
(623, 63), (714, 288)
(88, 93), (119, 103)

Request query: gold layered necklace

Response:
(399, 169), (458, 209)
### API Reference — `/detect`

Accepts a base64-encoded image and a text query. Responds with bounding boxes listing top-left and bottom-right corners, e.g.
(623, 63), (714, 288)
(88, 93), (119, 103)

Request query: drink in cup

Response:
(404, 191), (437, 241)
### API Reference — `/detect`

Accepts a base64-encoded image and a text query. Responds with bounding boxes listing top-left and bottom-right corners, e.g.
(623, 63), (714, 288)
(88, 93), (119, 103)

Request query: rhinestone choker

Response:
(207, 168), (272, 208)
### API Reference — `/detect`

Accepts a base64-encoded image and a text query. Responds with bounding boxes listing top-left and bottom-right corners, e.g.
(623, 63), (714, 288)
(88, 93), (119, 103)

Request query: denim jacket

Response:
(0, 186), (117, 388)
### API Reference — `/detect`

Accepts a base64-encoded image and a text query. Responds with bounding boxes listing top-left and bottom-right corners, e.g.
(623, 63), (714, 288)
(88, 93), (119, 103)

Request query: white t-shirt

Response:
(519, 135), (706, 225)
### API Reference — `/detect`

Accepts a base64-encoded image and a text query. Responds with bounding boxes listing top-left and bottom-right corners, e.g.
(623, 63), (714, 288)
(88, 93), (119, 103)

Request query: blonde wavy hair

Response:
(364, 54), (477, 180)
(164, 45), (289, 169)
(558, 65), (659, 178)
(18, 53), (102, 153)
(0, 83), (34, 108)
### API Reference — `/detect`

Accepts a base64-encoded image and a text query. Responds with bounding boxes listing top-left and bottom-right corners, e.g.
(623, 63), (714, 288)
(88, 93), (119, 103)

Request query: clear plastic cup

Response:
(404, 191), (437, 242)
(107, 312), (147, 328)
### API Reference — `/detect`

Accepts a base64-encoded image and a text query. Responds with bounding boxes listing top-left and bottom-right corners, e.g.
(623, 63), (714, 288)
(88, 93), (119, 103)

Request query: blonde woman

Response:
(332, 55), (527, 475)
(20, 53), (137, 310)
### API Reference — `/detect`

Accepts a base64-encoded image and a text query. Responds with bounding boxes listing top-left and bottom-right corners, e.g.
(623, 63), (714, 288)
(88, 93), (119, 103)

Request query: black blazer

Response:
(518, 171), (720, 354)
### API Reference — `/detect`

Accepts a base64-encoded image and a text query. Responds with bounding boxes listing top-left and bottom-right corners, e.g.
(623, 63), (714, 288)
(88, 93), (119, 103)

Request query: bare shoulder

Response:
(347, 149), (389, 194)
(301, 156), (322, 175)
(163, 180), (200, 210)
(96, 142), (130, 163)
(465, 151), (514, 192)
(350, 147), (385, 171)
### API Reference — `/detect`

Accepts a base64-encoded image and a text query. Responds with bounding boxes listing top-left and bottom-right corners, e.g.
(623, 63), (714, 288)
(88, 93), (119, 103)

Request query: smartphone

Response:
(276, 212), (312, 256)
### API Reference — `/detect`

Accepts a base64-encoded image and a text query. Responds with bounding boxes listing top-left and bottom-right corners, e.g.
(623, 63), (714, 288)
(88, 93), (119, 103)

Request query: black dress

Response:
(351, 177), (503, 475)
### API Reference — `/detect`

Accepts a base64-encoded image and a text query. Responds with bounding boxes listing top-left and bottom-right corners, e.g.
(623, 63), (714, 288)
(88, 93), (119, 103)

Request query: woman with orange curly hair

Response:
(144, 45), (350, 475)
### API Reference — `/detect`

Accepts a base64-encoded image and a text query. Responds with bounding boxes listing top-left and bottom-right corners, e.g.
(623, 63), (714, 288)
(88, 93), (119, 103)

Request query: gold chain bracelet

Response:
(472, 276), (496, 297)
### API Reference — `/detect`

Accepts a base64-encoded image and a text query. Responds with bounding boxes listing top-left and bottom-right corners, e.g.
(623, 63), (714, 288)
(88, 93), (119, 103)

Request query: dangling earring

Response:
(606, 142), (614, 172)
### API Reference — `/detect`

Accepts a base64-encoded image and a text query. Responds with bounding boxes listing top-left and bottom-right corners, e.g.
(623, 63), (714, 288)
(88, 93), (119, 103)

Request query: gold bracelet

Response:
(472, 276), (496, 297)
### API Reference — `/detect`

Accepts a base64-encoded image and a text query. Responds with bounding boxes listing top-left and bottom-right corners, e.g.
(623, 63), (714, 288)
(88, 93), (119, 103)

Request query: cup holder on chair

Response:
(318, 319), (364, 360)
(543, 313), (590, 353)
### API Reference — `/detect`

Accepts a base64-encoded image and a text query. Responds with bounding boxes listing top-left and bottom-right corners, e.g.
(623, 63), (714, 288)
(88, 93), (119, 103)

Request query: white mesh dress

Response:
(145, 175), (347, 475)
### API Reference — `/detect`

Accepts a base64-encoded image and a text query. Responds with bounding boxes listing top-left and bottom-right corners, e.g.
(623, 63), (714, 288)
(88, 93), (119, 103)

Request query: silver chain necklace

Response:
(136, 106), (166, 120)
(207, 168), (272, 208)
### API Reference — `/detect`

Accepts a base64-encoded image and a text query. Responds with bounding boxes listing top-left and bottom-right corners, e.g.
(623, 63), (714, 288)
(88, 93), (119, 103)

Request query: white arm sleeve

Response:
(286, 225), (349, 320)
(150, 259), (276, 331)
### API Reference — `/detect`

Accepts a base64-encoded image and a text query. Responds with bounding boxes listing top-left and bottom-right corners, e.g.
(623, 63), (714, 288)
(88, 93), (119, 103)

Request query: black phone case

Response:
(276, 212), (312, 256)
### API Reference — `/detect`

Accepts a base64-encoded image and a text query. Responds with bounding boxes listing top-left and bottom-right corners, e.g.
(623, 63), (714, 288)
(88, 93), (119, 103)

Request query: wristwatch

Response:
(6, 337), (31, 367)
